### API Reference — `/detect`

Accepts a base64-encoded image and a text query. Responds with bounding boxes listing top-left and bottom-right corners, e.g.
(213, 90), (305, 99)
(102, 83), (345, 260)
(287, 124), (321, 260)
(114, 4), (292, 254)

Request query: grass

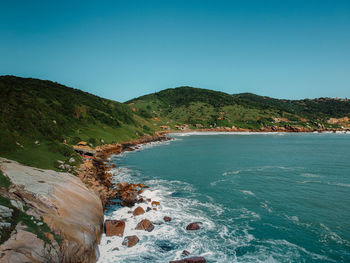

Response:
(0, 76), (157, 169)
(0, 170), (11, 190)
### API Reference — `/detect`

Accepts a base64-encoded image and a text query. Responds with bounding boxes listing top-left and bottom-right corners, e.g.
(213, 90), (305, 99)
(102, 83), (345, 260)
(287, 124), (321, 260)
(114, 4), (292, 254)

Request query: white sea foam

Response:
(300, 173), (321, 178)
(240, 190), (255, 196)
(327, 182), (350, 188)
(98, 175), (232, 262)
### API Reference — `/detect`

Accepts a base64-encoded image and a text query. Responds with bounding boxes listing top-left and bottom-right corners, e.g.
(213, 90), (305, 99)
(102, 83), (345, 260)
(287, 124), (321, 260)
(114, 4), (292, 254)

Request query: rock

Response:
(34, 140), (40, 145)
(57, 160), (64, 164)
(122, 235), (139, 247)
(182, 250), (190, 256)
(0, 205), (13, 218)
(153, 208), (157, 211)
(120, 191), (138, 207)
(101, 139), (105, 144)
(105, 220), (125, 237)
(137, 189), (144, 195)
(133, 206), (145, 216)
(151, 201), (160, 207)
(10, 199), (24, 212)
(136, 219), (155, 232)
(146, 207), (152, 212)
(112, 247), (119, 251)
(164, 216), (172, 222)
(0, 158), (105, 263)
(69, 157), (75, 163)
(186, 223), (200, 231)
(169, 257), (206, 263)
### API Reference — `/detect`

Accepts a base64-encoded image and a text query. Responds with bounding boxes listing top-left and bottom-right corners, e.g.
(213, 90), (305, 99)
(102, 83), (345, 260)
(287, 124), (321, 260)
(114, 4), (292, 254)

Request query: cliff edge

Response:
(0, 158), (104, 263)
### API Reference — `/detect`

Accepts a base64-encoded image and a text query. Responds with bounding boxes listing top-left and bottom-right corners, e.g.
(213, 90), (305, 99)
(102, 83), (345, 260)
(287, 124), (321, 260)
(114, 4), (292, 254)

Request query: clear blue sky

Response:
(0, 0), (349, 102)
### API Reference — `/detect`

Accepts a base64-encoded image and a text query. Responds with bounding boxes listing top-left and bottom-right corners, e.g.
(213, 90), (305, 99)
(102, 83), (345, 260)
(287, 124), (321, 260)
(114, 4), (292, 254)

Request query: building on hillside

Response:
(175, 125), (188, 130)
(160, 125), (170, 130)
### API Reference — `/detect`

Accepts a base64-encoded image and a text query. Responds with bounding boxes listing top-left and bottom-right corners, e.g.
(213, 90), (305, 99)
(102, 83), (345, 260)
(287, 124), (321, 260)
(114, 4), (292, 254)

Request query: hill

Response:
(127, 86), (350, 130)
(0, 76), (155, 169)
(1, 77), (349, 169)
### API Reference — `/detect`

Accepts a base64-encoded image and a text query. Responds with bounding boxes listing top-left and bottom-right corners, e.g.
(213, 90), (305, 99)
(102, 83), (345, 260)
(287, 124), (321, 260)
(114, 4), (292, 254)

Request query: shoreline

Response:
(81, 129), (349, 262)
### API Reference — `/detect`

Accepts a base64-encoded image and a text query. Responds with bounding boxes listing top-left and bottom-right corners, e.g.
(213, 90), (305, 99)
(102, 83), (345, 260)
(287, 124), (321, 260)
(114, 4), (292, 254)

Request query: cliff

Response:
(0, 158), (103, 263)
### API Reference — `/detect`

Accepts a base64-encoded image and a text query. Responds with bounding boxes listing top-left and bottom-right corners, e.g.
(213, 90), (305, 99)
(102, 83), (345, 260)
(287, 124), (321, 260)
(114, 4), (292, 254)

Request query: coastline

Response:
(82, 129), (349, 263)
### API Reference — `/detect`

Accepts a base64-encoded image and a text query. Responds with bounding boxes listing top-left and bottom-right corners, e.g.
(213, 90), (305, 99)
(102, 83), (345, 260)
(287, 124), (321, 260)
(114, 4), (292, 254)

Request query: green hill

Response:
(1, 77), (349, 169)
(127, 86), (350, 129)
(0, 76), (155, 169)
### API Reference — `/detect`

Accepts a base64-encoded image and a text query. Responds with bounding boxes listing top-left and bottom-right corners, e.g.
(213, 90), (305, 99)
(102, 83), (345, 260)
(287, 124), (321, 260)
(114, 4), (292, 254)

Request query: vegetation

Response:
(128, 86), (350, 129)
(1, 76), (349, 170)
(0, 76), (156, 169)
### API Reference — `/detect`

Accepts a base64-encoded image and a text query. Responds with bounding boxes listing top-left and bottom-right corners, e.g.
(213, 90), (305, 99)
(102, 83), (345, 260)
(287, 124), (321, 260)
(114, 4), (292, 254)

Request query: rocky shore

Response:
(91, 134), (210, 262)
(0, 134), (170, 263)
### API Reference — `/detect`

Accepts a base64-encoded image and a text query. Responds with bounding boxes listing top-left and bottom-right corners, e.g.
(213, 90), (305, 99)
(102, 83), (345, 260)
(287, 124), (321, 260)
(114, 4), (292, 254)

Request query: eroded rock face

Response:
(0, 158), (104, 263)
(105, 220), (125, 237)
(169, 257), (206, 263)
(122, 235), (139, 247)
(136, 219), (155, 232)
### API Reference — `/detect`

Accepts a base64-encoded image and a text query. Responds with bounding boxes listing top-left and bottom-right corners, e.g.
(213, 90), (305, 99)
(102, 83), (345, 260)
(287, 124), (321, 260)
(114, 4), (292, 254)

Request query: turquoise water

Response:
(99, 133), (350, 263)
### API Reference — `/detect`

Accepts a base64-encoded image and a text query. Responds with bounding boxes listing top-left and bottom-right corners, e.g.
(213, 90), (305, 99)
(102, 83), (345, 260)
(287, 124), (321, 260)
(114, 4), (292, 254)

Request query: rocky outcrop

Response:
(0, 158), (103, 263)
(77, 134), (170, 207)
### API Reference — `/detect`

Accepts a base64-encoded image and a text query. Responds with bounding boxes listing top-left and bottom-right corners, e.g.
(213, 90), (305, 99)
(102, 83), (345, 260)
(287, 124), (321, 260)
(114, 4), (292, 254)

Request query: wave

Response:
(300, 173), (321, 178)
(240, 190), (255, 196)
(98, 177), (232, 262)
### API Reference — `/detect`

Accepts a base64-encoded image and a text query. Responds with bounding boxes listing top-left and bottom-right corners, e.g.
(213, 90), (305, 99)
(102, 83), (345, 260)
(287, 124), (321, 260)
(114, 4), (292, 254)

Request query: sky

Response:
(0, 0), (349, 102)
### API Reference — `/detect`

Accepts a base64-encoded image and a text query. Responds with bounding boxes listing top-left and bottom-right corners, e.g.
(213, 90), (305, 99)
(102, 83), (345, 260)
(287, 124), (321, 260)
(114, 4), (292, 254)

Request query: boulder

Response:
(120, 191), (138, 207)
(182, 250), (190, 256)
(146, 207), (152, 212)
(164, 216), (172, 222)
(133, 206), (145, 216)
(186, 223), (200, 231)
(169, 257), (206, 263)
(105, 220), (125, 237)
(122, 235), (139, 247)
(136, 219), (155, 232)
(151, 201), (160, 207)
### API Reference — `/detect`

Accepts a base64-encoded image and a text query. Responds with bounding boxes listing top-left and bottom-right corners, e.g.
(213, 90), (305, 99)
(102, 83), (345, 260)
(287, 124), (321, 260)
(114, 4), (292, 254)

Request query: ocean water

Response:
(98, 133), (350, 263)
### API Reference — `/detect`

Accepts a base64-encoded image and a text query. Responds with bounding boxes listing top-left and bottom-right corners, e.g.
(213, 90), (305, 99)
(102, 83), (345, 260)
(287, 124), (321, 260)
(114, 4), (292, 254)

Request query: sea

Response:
(97, 132), (350, 263)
